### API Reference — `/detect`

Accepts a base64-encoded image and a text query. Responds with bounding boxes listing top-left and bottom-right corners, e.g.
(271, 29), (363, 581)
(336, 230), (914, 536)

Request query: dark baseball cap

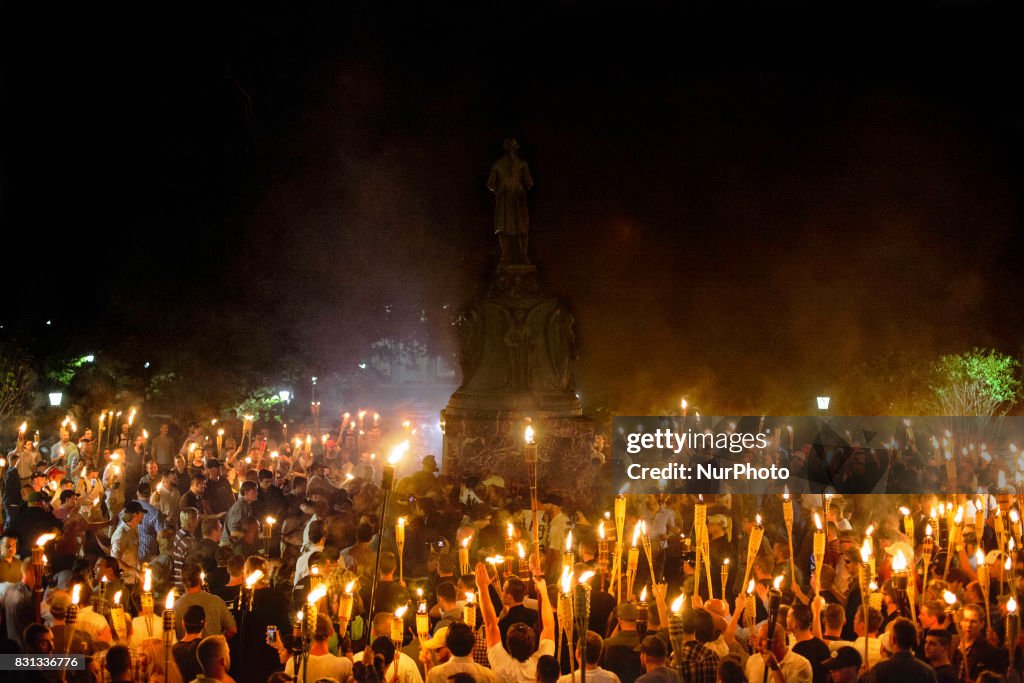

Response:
(822, 646), (862, 671)
(205, 458), (222, 469)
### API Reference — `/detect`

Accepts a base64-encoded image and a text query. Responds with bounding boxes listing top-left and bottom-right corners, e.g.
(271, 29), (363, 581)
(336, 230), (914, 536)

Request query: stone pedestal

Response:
(442, 262), (597, 494)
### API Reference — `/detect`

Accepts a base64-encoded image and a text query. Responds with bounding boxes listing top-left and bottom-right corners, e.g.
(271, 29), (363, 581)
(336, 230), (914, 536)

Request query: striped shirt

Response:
(172, 527), (196, 590)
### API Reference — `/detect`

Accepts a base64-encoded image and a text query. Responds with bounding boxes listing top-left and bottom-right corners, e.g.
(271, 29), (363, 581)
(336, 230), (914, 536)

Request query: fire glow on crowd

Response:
(0, 412), (1021, 683)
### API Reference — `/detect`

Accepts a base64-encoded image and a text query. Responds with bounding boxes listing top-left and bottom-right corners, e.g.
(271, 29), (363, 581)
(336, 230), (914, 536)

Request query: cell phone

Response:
(266, 625), (278, 644)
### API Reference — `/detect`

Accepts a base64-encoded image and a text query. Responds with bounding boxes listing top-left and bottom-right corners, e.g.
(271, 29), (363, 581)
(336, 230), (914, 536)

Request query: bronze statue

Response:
(487, 138), (534, 263)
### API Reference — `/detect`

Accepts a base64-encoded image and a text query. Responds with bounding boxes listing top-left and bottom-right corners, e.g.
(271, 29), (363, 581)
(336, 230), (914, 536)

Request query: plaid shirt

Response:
(673, 640), (719, 683)
(473, 626), (491, 667)
(325, 563), (360, 620)
(93, 644), (150, 683)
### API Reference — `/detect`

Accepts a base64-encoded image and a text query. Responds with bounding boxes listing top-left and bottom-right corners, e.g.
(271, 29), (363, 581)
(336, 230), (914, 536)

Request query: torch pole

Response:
(368, 464), (395, 620)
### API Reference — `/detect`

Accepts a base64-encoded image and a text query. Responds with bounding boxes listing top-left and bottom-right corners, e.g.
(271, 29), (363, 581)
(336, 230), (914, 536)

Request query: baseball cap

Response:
(421, 626), (448, 649)
(49, 591), (71, 616)
(822, 646), (862, 670)
(205, 458), (222, 469)
(707, 514), (729, 528)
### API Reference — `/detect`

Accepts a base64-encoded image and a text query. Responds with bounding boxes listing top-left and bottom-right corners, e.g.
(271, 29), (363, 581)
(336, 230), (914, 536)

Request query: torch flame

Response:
(245, 570), (264, 587)
(517, 542), (526, 559)
(165, 590), (175, 610)
(508, 522), (515, 539)
(394, 605), (408, 618)
(465, 592), (475, 604)
(861, 538), (872, 562)
(113, 590), (123, 605)
(598, 521), (605, 539)
(747, 579), (756, 595)
(773, 575), (784, 590)
(671, 594), (685, 613)
(892, 550), (908, 573)
(345, 580), (356, 593)
(632, 520), (642, 547)
(307, 584), (327, 604)
(756, 514), (762, 525)
(639, 585), (647, 601)
(944, 590), (957, 606)
(899, 507), (910, 516)
(524, 425), (535, 443)
(1009, 597), (1018, 613)
(955, 506), (964, 524)
(143, 568), (152, 592)
(71, 584), (81, 605)
(579, 570), (595, 584)
(925, 524), (933, 537)
(461, 535), (471, 549)
(388, 441), (409, 465)
(814, 513), (822, 531)
(397, 517), (406, 529)
(566, 530), (573, 552)
(266, 516), (276, 526)
(35, 533), (57, 547)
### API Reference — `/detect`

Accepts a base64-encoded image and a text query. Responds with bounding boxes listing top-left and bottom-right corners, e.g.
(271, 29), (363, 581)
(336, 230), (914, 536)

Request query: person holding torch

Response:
(475, 560), (556, 682)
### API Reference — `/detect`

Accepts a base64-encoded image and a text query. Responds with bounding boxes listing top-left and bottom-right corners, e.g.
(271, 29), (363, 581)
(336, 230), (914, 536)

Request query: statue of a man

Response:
(487, 138), (534, 263)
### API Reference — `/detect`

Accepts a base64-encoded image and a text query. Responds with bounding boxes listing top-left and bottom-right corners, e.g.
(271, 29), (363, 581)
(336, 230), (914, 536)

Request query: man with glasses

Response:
(745, 621), (812, 683)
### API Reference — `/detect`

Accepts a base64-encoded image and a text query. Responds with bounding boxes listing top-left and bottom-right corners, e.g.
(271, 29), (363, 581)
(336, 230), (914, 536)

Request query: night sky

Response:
(3, 5), (1023, 414)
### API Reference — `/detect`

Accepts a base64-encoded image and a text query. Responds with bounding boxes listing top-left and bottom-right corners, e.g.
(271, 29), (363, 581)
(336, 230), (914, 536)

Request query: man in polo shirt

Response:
(476, 562), (556, 683)
(745, 621), (813, 683)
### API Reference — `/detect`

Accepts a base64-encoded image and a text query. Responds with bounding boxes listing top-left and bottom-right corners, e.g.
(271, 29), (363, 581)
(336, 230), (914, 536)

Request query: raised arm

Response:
(474, 563), (501, 648)
(810, 596), (824, 641)
(535, 574), (554, 643)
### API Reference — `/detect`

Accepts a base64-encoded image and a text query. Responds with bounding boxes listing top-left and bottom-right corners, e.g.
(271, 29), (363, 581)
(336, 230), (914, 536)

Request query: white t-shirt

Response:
(130, 614), (175, 646)
(745, 648), (812, 683)
(285, 652), (353, 682)
(558, 667), (622, 683)
(75, 607), (111, 643)
(488, 638), (556, 683)
(851, 637), (883, 668)
(353, 649), (423, 683)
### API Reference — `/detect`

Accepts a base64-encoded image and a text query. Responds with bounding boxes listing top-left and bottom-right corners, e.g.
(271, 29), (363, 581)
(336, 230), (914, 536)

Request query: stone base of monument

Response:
(441, 257), (602, 498)
(440, 406), (598, 497)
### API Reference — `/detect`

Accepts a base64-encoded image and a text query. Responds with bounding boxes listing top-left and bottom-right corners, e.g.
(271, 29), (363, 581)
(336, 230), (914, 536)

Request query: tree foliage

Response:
(0, 345), (37, 422)
(928, 347), (1021, 417)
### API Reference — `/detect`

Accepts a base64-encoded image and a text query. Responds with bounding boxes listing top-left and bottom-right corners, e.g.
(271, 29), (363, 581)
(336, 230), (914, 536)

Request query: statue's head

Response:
(502, 137), (520, 153)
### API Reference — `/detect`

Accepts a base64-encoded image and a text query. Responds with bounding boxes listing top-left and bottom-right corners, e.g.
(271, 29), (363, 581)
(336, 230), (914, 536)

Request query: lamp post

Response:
(816, 396), (830, 412)
(49, 392), (63, 407)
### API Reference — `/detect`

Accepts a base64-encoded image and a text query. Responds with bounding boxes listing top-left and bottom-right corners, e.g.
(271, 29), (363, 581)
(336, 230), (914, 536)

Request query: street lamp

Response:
(816, 396), (831, 411)
(48, 392), (63, 407)
(278, 390), (291, 404)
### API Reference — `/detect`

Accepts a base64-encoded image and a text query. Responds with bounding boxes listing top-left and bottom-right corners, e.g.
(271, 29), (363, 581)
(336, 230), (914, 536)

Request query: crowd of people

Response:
(0, 415), (1021, 683)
